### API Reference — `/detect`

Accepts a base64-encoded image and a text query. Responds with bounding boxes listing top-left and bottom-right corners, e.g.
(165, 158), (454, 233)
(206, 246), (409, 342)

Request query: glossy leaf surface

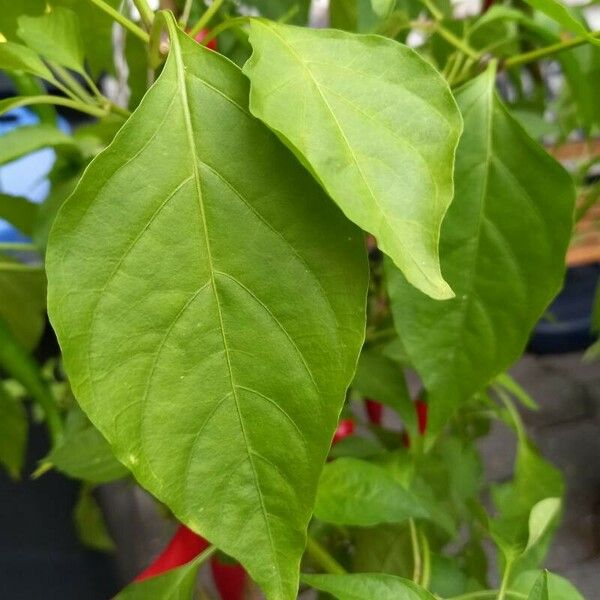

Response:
(46, 14), (367, 600)
(387, 67), (575, 434)
(244, 21), (462, 299)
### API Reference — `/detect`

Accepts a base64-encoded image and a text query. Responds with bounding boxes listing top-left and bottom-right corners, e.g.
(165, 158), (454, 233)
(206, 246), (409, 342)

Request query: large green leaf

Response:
(244, 21), (462, 300)
(314, 457), (429, 526)
(17, 7), (85, 73)
(302, 573), (436, 600)
(46, 13), (367, 600)
(386, 66), (575, 434)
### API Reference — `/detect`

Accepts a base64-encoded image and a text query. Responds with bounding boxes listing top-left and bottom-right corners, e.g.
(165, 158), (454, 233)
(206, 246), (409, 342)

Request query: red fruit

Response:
(364, 399), (383, 425)
(211, 556), (246, 600)
(135, 525), (209, 581)
(194, 28), (218, 51)
(332, 418), (355, 444)
(415, 399), (428, 435)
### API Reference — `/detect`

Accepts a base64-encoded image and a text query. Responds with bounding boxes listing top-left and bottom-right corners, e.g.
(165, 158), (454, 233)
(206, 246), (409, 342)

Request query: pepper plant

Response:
(0, 0), (598, 598)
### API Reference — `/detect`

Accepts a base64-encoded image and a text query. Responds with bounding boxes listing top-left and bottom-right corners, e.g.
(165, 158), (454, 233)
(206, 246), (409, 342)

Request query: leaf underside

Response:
(46, 15), (367, 600)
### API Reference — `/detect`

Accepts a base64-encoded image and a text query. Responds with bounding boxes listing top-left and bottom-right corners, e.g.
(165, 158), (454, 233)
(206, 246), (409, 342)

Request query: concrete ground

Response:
(479, 352), (600, 598)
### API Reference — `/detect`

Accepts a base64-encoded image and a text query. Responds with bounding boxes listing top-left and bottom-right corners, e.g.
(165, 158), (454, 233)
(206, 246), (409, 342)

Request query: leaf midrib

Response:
(170, 32), (281, 593)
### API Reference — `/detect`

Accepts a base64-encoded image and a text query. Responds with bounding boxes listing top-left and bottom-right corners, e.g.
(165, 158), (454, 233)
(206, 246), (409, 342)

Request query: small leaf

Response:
(0, 124), (77, 167)
(0, 41), (55, 81)
(46, 13), (367, 600)
(315, 457), (429, 526)
(115, 557), (201, 600)
(244, 21), (463, 299)
(352, 349), (416, 435)
(386, 66), (575, 434)
(527, 570), (549, 600)
(302, 573), (437, 600)
(0, 194), (38, 237)
(513, 570), (585, 600)
(526, 498), (561, 554)
(0, 384), (28, 479)
(18, 7), (85, 73)
(46, 426), (129, 484)
(74, 486), (115, 552)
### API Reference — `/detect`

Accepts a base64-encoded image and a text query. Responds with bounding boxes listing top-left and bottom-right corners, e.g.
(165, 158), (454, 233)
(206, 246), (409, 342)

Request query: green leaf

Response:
(527, 570), (549, 600)
(74, 485), (115, 552)
(46, 13), (367, 600)
(0, 124), (77, 167)
(513, 570), (585, 600)
(0, 384), (28, 479)
(352, 524), (412, 576)
(0, 41), (55, 81)
(45, 426), (129, 483)
(315, 457), (429, 526)
(525, 498), (561, 554)
(352, 348), (416, 435)
(302, 573), (437, 600)
(386, 66), (575, 434)
(17, 7), (85, 73)
(244, 21), (462, 300)
(521, 0), (599, 45)
(0, 256), (46, 350)
(115, 556), (202, 600)
(0, 0), (45, 40)
(0, 194), (38, 237)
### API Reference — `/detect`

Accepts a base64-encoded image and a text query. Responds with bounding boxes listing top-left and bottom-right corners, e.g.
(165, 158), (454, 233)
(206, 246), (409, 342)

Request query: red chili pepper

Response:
(134, 525), (246, 600)
(211, 555), (247, 600)
(364, 399), (383, 425)
(194, 28), (218, 51)
(135, 525), (209, 581)
(402, 399), (428, 448)
(332, 418), (355, 444)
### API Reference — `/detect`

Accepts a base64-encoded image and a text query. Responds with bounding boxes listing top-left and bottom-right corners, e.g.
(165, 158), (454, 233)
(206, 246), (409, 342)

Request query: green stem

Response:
(50, 63), (96, 105)
(497, 559), (514, 600)
(0, 262), (44, 272)
(133, 0), (155, 28)
(81, 70), (104, 101)
(189, 0), (226, 38)
(179, 0), (194, 27)
(0, 242), (38, 251)
(419, 529), (431, 588)
(419, 0), (443, 20)
(87, 0), (150, 43)
(1, 95), (109, 118)
(505, 30), (600, 68)
(305, 536), (347, 575)
(435, 25), (480, 60)
(199, 16), (251, 46)
(409, 519), (422, 584)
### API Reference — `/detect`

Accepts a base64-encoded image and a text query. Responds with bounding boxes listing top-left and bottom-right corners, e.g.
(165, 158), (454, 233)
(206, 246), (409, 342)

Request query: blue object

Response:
(528, 264), (600, 354)
(0, 108), (69, 242)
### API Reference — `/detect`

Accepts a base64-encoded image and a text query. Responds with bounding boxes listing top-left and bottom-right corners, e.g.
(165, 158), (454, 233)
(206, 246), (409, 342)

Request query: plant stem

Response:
(199, 16), (250, 45)
(436, 25), (480, 60)
(133, 0), (155, 28)
(505, 30), (600, 68)
(189, 0), (226, 38)
(419, 529), (431, 588)
(2, 95), (110, 118)
(179, 0), (194, 27)
(497, 559), (514, 600)
(419, 0), (443, 21)
(50, 63), (96, 105)
(0, 242), (38, 251)
(193, 544), (218, 566)
(409, 519), (422, 583)
(87, 0), (150, 43)
(305, 535), (347, 575)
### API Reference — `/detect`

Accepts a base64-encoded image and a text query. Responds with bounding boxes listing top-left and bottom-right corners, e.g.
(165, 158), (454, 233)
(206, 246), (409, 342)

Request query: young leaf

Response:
(17, 7), (85, 73)
(513, 570), (586, 600)
(0, 194), (38, 237)
(46, 13), (367, 600)
(315, 457), (429, 526)
(527, 570), (549, 600)
(386, 66), (575, 435)
(0, 41), (55, 81)
(525, 498), (561, 554)
(74, 485), (115, 552)
(0, 384), (28, 479)
(352, 349), (417, 435)
(45, 426), (129, 484)
(244, 21), (463, 300)
(302, 573), (437, 600)
(115, 557), (202, 600)
(0, 124), (77, 167)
